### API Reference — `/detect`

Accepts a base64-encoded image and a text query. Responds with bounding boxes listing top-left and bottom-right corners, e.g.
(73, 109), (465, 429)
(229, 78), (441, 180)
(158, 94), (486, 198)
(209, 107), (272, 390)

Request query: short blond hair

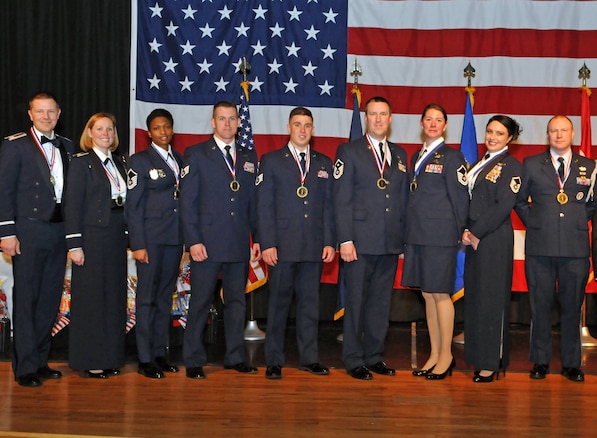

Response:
(79, 112), (119, 152)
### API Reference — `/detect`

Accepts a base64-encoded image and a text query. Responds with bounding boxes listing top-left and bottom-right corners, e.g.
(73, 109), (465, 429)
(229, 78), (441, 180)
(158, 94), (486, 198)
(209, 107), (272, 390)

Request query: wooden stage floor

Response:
(2, 322), (597, 437)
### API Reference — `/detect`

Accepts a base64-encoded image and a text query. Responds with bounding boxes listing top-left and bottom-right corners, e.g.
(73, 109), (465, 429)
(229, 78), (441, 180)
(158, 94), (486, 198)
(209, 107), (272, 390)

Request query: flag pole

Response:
(336, 58), (363, 344)
(578, 63), (597, 347)
(453, 61), (477, 345)
(239, 57), (266, 341)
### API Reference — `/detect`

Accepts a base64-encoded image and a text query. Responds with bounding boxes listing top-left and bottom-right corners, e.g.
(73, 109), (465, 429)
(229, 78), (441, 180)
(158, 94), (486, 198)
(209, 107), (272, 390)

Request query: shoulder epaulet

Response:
(4, 132), (27, 141)
(56, 134), (72, 142)
(74, 152), (89, 157)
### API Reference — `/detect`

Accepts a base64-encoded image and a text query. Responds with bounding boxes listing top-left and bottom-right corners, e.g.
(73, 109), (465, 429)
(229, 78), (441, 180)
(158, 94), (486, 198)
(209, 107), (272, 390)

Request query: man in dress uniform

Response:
(256, 107), (335, 379)
(180, 101), (260, 379)
(332, 96), (409, 380)
(515, 115), (596, 382)
(0, 92), (76, 386)
(126, 109), (183, 379)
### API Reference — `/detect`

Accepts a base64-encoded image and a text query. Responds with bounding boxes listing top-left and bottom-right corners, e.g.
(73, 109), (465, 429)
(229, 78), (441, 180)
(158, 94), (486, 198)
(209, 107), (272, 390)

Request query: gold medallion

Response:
(297, 185), (309, 198)
(50, 175), (55, 186)
(410, 180), (418, 192)
(557, 191), (568, 205)
(377, 177), (388, 190)
(115, 195), (124, 206)
(230, 179), (241, 192)
(174, 187), (180, 200)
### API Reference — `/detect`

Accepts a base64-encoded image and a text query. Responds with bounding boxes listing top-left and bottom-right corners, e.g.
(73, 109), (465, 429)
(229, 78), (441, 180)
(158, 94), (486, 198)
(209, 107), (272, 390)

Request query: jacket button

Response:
(560, 212), (565, 218)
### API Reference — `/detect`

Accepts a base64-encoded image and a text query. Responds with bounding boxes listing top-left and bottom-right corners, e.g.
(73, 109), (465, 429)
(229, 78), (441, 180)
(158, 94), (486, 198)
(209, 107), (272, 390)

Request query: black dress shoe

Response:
(561, 367), (584, 382)
(17, 373), (42, 387)
(299, 363), (330, 375)
(85, 370), (108, 379)
(224, 362), (258, 373)
(37, 366), (62, 379)
(347, 366), (373, 380)
(186, 366), (206, 379)
(265, 365), (282, 380)
(138, 363), (165, 379)
(367, 361), (395, 376)
(155, 356), (179, 373)
(473, 372), (495, 383)
(103, 369), (120, 376)
(412, 364), (435, 377)
(530, 363), (549, 379)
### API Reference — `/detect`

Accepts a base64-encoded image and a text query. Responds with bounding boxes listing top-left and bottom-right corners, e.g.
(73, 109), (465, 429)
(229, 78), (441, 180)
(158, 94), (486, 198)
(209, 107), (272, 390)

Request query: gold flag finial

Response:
(579, 62), (591, 88)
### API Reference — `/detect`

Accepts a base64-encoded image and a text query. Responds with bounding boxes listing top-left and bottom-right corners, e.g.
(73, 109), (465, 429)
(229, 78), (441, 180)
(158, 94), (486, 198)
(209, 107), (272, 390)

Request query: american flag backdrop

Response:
(130, 0), (597, 293)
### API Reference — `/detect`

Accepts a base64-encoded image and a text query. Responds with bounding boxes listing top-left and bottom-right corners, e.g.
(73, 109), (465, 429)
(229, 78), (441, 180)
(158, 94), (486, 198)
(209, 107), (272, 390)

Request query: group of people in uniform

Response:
(0, 92), (594, 387)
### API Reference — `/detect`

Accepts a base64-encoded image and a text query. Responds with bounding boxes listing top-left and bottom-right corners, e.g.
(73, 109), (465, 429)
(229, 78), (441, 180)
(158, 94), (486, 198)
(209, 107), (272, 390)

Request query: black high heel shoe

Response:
(473, 371), (495, 383)
(412, 364), (436, 377)
(426, 358), (456, 380)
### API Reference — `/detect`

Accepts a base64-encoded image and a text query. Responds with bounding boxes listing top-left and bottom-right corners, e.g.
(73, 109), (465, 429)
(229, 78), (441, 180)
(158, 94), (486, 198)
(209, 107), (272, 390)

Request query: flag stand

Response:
(244, 291), (265, 341)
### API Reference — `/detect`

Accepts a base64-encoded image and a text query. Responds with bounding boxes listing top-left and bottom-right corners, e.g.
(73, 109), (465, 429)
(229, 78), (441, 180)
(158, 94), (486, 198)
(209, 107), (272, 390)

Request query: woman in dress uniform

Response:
(463, 115), (522, 382)
(65, 113), (128, 379)
(402, 104), (469, 380)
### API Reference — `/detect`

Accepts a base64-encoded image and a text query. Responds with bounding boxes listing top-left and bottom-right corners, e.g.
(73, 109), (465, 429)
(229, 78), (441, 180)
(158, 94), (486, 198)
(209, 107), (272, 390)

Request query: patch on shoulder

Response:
(127, 169), (138, 190)
(4, 132), (27, 141)
(333, 159), (344, 179)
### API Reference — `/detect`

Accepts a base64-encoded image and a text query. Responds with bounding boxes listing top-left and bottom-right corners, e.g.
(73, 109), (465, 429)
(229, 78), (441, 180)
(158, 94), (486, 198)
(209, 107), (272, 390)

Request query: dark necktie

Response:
(378, 142), (385, 163)
(299, 152), (306, 173)
(224, 145), (234, 168)
(41, 135), (57, 146)
(557, 157), (565, 181)
(483, 152), (490, 161)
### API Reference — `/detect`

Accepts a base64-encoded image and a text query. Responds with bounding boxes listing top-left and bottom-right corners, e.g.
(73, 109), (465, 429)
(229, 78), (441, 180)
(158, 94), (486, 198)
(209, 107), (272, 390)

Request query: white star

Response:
(197, 59), (213, 74)
(270, 23), (284, 38)
(179, 76), (194, 92)
(214, 77), (230, 92)
(318, 80), (334, 96)
(182, 4), (197, 20)
(287, 6), (302, 22)
(180, 40), (196, 55)
(147, 74), (161, 89)
(302, 61), (317, 76)
(304, 25), (320, 41)
(216, 40), (232, 56)
(148, 38), (162, 53)
(218, 5), (233, 20)
(235, 22), (250, 37)
(149, 2), (163, 18)
(323, 8), (338, 23)
(268, 59), (283, 74)
(232, 58), (243, 73)
(285, 42), (301, 57)
(321, 44), (337, 60)
(199, 23), (215, 38)
(165, 21), (179, 37)
(163, 58), (178, 73)
(251, 40), (266, 56)
(307, 0), (318, 3)
(250, 76), (264, 92)
(253, 5), (268, 20)
(283, 78), (299, 93)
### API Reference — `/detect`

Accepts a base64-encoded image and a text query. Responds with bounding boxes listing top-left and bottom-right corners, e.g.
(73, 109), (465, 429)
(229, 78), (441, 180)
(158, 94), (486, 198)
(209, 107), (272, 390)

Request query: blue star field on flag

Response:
(136, 1), (348, 108)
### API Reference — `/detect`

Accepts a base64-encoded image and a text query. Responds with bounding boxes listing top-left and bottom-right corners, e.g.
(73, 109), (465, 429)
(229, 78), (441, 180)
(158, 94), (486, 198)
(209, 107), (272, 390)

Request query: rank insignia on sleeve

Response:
(255, 173), (263, 186)
(457, 164), (468, 186)
(127, 169), (138, 190)
(333, 159), (344, 179)
(510, 176), (521, 194)
(180, 165), (190, 178)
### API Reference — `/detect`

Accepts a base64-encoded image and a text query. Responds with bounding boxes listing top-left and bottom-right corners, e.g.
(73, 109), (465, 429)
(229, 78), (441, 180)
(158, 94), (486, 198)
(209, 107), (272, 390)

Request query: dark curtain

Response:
(0, 0), (131, 153)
